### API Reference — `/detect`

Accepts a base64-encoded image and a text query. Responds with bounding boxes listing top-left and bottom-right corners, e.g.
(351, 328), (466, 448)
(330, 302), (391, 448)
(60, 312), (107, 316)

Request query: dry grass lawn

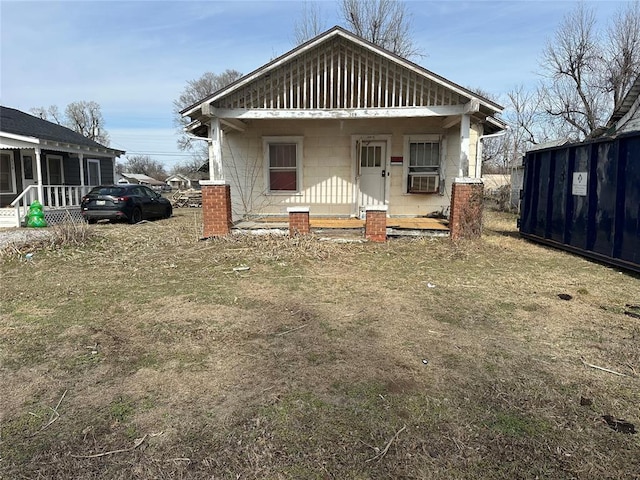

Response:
(1, 209), (639, 479)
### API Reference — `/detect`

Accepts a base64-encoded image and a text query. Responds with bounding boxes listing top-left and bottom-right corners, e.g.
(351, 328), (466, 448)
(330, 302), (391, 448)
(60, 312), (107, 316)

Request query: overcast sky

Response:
(0, 0), (630, 168)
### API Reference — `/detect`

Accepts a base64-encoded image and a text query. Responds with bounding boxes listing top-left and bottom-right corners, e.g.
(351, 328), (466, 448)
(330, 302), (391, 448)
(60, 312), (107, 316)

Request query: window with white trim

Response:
(264, 136), (303, 193)
(46, 155), (64, 185)
(405, 136), (441, 194)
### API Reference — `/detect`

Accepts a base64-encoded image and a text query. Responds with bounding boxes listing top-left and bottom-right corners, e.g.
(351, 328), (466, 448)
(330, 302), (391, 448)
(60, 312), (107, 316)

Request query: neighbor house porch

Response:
(0, 107), (124, 227)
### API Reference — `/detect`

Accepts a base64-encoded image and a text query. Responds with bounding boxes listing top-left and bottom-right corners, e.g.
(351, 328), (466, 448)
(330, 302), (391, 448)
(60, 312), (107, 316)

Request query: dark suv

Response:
(81, 184), (172, 224)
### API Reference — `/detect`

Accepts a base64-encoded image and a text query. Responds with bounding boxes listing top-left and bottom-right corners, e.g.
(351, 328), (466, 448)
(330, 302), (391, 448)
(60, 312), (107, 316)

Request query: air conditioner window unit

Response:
(409, 174), (439, 193)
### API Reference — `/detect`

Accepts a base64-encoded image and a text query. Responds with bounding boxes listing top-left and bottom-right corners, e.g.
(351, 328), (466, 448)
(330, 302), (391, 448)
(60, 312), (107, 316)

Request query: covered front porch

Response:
(234, 215), (450, 238)
(0, 130), (123, 228)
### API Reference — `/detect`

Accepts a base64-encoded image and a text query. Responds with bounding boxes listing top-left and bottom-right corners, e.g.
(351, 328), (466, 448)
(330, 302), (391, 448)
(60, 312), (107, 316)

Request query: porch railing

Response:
(10, 185), (93, 226)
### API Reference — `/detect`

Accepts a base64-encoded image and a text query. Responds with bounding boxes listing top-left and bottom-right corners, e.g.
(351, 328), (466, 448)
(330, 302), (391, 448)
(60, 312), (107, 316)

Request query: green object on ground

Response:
(26, 201), (48, 228)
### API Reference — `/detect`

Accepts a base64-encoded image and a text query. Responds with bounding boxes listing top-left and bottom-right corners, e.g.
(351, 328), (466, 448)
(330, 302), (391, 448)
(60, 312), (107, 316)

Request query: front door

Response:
(87, 159), (101, 187)
(358, 141), (387, 211)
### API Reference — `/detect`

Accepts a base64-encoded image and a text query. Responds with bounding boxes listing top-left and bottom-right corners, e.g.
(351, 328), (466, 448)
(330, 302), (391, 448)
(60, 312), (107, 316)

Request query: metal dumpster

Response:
(519, 132), (640, 273)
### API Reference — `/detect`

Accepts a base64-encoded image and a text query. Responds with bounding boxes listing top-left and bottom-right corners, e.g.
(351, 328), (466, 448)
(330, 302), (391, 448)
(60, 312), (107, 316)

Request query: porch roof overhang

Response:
(0, 132), (124, 157)
(185, 104), (507, 137)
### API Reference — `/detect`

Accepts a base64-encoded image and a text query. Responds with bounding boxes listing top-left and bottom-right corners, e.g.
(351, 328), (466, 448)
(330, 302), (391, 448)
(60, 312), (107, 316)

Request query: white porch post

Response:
(459, 114), (470, 178)
(35, 146), (44, 204)
(78, 153), (85, 189)
(208, 117), (224, 181)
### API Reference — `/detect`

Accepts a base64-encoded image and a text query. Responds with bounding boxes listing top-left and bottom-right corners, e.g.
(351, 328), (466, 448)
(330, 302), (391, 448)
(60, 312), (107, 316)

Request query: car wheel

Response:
(129, 208), (142, 224)
(87, 218), (97, 225)
(163, 205), (172, 219)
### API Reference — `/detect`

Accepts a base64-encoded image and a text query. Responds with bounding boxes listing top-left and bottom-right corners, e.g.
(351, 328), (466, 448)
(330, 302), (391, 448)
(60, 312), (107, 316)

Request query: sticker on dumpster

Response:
(572, 172), (588, 196)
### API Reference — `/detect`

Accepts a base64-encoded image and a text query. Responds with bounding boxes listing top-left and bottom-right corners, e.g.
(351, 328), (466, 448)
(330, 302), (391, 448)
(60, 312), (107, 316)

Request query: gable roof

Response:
(119, 172), (164, 185)
(182, 26), (504, 128)
(0, 106), (124, 156)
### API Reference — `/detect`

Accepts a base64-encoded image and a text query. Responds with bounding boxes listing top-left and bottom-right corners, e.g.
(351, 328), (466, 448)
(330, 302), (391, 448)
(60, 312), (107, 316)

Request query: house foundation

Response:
(287, 206), (310, 236)
(201, 181), (232, 237)
(449, 178), (484, 240)
(365, 205), (388, 242)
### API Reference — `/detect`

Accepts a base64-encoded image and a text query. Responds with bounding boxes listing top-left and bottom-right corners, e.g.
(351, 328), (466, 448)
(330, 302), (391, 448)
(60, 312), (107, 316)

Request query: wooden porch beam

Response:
(463, 98), (480, 114)
(442, 115), (460, 129)
(220, 118), (247, 132)
(212, 105), (467, 120)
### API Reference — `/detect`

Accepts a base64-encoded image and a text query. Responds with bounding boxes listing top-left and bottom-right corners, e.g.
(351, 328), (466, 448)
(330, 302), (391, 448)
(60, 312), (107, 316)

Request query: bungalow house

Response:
(165, 173), (199, 190)
(181, 26), (506, 239)
(0, 106), (124, 227)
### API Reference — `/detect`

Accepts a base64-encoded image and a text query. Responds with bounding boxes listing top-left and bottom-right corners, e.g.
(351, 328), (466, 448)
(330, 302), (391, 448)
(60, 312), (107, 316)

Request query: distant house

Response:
(0, 105), (124, 227)
(165, 173), (200, 190)
(181, 26), (505, 238)
(482, 174), (511, 195)
(117, 172), (165, 188)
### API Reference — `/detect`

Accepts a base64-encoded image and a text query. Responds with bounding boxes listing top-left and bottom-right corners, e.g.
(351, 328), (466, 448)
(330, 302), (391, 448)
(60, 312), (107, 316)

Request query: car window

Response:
(90, 187), (125, 196)
(141, 187), (157, 198)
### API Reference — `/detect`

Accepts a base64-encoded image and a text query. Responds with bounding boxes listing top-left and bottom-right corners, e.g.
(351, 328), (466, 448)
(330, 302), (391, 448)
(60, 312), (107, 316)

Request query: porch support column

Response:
(287, 206), (310, 236)
(459, 114), (470, 178)
(208, 117), (224, 181)
(365, 205), (387, 242)
(35, 146), (44, 204)
(200, 180), (232, 237)
(78, 153), (85, 191)
(450, 178), (484, 241)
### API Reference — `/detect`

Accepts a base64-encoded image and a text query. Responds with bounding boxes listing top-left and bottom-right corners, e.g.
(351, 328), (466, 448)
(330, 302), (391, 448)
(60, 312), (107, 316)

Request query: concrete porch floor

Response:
(233, 216), (450, 237)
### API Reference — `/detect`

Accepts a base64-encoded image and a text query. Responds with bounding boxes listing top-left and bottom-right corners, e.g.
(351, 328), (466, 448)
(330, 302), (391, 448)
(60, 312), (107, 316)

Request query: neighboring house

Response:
(165, 173), (199, 190)
(0, 106), (124, 227)
(181, 26), (505, 227)
(117, 172), (165, 188)
(606, 75), (640, 135)
(482, 174), (511, 195)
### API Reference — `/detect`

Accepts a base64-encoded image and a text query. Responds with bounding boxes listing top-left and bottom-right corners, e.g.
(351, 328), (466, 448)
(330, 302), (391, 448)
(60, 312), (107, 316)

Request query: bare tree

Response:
(538, 2), (640, 140)
(294, 2), (328, 45)
(170, 157), (207, 176)
(480, 86), (552, 174)
(538, 4), (607, 139)
(121, 155), (167, 180)
(293, 0), (420, 57)
(31, 101), (110, 145)
(340, 0), (420, 58)
(64, 101), (110, 145)
(602, 1), (640, 110)
(173, 69), (243, 154)
(30, 105), (62, 124)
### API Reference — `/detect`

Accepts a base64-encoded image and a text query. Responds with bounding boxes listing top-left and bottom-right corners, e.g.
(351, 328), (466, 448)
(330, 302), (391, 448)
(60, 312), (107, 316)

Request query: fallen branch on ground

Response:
(275, 324), (307, 336)
(581, 358), (626, 377)
(71, 434), (148, 459)
(366, 425), (406, 462)
(30, 390), (67, 436)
